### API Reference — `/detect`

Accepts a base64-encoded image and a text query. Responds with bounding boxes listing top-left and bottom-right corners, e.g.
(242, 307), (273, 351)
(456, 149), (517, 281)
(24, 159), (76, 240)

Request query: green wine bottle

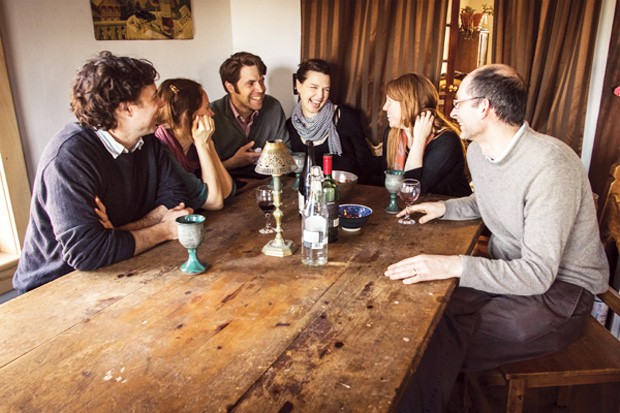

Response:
(322, 154), (339, 243)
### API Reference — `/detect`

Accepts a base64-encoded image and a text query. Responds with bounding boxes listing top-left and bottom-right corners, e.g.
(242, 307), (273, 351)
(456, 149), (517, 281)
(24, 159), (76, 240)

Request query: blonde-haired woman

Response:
(377, 73), (471, 197)
(155, 78), (234, 209)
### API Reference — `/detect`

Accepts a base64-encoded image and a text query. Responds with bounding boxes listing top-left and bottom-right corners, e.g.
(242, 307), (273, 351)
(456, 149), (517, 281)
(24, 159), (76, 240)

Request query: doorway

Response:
(439, 0), (494, 116)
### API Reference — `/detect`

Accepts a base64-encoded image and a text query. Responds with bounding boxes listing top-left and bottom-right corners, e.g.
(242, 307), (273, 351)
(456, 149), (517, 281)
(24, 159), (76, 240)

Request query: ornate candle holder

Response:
(255, 140), (298, 257)
(176, 214), (208, 274)
(384, 169), (405, 214)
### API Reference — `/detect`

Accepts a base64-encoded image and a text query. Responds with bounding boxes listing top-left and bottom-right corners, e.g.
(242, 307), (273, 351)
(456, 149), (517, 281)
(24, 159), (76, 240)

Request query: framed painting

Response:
(91, 0), (193, 40)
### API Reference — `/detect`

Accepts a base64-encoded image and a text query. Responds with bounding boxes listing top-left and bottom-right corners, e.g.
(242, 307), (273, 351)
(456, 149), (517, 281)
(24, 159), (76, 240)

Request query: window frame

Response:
(0, 33), (31, 293)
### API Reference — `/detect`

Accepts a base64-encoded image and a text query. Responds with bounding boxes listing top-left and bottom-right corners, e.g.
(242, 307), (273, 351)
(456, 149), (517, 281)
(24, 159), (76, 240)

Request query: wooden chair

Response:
(599, 162), (620, 268)
(466, 162), (620, 413)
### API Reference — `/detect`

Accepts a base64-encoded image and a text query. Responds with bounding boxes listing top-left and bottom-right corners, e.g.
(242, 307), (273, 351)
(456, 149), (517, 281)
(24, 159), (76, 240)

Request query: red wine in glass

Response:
(398, 192), (417, 204)
(256, 186), (275, 234)
(258, 201), (275, 214)
(397, 179), (421, 225)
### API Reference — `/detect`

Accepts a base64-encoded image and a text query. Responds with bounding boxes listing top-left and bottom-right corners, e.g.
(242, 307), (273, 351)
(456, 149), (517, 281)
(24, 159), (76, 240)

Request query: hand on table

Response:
(161, 203), (194, 240)
(385, 254), (462, 284)
(396, 200), (446, 224)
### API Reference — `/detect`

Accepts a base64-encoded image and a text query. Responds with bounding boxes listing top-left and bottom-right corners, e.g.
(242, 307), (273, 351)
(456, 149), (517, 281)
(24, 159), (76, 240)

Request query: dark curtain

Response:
(300, 0), (448, 146)
(493, 0), (602, 154)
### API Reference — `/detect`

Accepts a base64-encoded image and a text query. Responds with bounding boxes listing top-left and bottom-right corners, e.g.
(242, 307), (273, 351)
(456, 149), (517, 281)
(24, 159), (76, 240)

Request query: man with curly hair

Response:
(13, 51), (206, 294)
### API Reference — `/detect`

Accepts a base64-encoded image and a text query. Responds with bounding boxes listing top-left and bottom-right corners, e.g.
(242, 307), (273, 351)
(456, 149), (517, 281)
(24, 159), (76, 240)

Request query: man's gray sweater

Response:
(444, 125), (608, 295)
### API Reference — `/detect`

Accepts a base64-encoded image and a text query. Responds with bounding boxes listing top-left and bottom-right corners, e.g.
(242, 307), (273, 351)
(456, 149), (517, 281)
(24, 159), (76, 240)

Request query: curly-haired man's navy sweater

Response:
(13, 123), (205, 293)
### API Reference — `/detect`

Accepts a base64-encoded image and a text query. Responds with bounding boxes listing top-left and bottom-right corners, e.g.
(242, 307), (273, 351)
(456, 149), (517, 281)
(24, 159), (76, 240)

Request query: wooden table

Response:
(0, 182), (482, 412)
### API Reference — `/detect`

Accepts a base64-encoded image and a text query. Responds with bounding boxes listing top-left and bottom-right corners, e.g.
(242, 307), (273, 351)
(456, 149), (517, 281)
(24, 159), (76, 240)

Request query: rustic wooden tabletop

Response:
(0, 180), (483, 412)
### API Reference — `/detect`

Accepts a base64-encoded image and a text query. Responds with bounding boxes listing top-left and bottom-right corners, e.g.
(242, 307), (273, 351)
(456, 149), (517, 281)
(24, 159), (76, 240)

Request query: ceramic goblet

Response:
(384, 169), (405, 214)
(291, 152), (306, 191)
(176, 214), (208, 274)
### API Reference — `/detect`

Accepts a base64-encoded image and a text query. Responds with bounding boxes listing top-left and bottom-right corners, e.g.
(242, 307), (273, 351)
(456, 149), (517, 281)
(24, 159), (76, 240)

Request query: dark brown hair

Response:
(70, 51), (158, 130)
(296, 59), (331, 83)
(219, 51), (266, 93)
(467, 64), (527, 126)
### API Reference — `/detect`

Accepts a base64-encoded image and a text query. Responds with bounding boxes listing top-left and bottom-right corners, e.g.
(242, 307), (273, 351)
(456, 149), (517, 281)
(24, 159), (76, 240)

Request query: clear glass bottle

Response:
(298, 140), (315, 214)
(322, 154), (339, 243)
(302, 166), (328, 266)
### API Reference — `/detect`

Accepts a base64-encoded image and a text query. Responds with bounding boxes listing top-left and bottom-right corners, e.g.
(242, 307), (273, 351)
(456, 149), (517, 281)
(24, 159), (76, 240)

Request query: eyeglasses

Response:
(453, 96), (484, 109)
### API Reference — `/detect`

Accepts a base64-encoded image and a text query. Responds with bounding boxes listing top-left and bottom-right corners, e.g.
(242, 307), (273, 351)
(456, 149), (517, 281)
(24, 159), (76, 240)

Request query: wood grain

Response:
(0, 181), (482, 412)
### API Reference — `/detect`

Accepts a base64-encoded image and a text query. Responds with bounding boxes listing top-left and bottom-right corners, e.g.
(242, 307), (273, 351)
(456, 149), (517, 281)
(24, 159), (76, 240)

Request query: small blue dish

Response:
(339, 204), (373, 232)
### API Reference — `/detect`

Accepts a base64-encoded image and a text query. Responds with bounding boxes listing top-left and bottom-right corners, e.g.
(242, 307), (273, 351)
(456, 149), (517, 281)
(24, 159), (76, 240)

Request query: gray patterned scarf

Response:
(291, 100), (342, 155)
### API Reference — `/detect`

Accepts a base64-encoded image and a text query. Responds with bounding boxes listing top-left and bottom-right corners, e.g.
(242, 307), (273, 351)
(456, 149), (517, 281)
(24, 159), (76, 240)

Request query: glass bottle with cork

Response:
(302, 166), (328, 266)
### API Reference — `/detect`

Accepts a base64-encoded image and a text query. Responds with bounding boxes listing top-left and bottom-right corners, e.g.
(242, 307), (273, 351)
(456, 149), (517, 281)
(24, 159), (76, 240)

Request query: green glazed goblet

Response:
(384, 169), (405, 214)
(176, 214), (208, 274)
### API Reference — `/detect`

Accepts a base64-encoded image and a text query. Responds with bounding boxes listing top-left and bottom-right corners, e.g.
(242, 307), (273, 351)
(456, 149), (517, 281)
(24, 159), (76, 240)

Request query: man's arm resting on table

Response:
(405, 195), (481, 223)
(94, 197), (192, 253)
(385, 255), (462, 284)
(95, 198), (182, 231)
(131, 220), (176, 255)
(130, 204), (192, 255)
(385, 200), (461, 284)
(117, 206), (168, 231)
(402, 200), (446, 223)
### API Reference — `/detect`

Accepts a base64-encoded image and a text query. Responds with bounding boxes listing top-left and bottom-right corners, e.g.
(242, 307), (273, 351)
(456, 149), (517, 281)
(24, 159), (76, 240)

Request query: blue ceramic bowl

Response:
(339, 204), (373, 232)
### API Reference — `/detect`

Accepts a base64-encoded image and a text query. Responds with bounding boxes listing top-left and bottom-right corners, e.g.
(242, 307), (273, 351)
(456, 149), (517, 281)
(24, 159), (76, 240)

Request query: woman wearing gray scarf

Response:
(286, 59), (372, 182)
(291, 100), (342, 155)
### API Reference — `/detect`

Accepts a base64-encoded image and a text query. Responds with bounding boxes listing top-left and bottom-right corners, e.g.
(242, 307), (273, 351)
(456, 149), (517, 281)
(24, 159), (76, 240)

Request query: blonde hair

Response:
(385, 73), (461, 168)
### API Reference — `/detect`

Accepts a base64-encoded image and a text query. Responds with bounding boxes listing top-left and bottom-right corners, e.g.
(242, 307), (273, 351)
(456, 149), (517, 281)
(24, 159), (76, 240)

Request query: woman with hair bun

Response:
(155, 78), (234, 209)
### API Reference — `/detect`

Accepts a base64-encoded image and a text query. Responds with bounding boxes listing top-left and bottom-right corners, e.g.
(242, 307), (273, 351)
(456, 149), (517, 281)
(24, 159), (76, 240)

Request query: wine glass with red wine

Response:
(397, 179), (421, 225)
(256, 185), (275, 234)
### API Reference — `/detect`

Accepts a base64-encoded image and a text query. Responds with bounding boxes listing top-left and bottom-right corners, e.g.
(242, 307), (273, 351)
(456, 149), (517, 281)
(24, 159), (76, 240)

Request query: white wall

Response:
(3, 0), (610, 181)
(230, 0), (300, 116)
(0, 0), (300, 184)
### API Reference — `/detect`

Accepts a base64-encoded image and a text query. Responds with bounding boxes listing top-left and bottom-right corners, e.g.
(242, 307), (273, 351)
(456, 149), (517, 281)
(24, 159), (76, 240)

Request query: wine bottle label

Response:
(327, 203), (339, 226)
